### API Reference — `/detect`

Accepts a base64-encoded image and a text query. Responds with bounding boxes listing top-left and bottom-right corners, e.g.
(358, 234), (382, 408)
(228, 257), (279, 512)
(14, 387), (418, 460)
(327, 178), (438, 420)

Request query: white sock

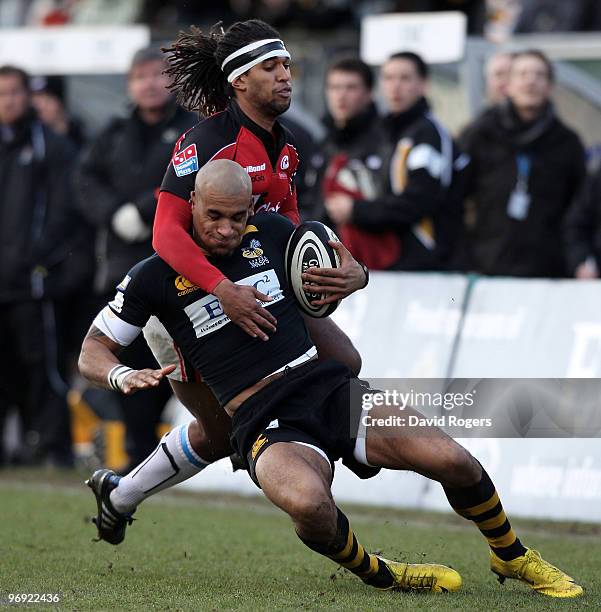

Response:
(110, 422), (209, 513)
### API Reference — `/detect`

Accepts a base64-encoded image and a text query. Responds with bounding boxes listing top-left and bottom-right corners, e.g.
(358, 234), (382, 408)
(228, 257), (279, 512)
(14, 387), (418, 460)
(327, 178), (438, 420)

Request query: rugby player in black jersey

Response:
(80, 160), (582, 598)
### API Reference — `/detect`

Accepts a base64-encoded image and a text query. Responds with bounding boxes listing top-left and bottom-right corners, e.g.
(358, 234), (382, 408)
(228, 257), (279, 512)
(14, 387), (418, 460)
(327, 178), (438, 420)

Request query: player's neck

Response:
(236, 98), (276, 133)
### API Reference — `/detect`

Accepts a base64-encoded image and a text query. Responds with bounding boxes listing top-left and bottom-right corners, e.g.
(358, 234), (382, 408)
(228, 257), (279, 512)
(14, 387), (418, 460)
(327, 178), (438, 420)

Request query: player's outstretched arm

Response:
(301, 240), (368, 306)
(154, 192), (278, 341)
(79, 325), (175, 395)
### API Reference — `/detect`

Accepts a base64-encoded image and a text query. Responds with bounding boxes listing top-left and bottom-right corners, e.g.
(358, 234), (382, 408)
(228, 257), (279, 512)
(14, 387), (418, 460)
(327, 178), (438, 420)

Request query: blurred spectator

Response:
(460, 50), (586, 277)
(304, 57), (401, 268)
(485, 51), (513, 105)
(31, 75), (86, 149)
(374, 52), (467, 270)
(0, 65), (93, 467)
(564, 167), (601, 279)
(74, 47), (196, 470)
(317, 53), (467, 270)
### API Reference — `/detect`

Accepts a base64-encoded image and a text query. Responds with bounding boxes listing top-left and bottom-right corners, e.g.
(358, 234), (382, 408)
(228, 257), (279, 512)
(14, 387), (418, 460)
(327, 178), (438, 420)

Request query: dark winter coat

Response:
(460, 101), (586, 277)
(74, 102), (196, 292)
(0, 112), (93, 302)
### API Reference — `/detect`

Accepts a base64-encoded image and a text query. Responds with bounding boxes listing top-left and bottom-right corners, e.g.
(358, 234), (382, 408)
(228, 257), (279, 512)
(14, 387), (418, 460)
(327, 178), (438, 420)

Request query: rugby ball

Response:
(285, 221), (342, 318)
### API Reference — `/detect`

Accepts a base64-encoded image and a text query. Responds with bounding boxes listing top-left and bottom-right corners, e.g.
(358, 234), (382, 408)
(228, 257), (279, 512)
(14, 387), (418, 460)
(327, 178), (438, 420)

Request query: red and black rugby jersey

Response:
(161, 101), (299, 220)
(154, 101), (300, 292)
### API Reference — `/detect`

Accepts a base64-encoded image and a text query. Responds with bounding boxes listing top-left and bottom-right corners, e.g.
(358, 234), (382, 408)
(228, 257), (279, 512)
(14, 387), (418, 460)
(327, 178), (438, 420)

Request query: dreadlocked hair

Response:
(163, 19), (282, 117)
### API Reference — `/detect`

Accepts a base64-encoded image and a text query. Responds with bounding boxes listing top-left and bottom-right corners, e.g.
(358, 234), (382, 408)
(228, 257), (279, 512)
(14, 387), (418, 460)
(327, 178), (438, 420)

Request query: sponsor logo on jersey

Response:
(117, 275), (131, 291)
(184, 269), (283, 338)
(173, 143), (199, 177)
(244, 162), (266, 174)
(255, 201), (281, 215)
(174, 275), (199, 296)
(251, 434), (268, 460)
(280, 154), (289, 170)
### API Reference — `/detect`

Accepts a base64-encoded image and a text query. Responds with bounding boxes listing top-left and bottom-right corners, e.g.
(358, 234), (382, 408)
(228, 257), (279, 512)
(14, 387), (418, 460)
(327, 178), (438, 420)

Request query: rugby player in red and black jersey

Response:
(154, 19), (366, 349)
(81, 20), (368, 549)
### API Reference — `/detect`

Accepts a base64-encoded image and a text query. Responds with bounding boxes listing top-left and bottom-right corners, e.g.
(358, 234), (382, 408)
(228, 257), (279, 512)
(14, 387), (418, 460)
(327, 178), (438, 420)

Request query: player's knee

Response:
(287, 484), (336, 526)
(340, 344), (362, 376)
(348, 349), (362, 376)
(446, 444), (480, 486)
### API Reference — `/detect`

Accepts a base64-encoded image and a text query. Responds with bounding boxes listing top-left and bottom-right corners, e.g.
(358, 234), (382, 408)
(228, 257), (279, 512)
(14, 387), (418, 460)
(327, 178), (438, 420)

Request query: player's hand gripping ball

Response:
(285, 221), (341, 317)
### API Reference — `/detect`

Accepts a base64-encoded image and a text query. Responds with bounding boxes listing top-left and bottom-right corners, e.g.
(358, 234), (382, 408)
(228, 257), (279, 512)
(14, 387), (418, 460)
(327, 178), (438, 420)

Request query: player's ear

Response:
(231, 75), (247, 93)
(247, 197), (254, 214)
(190, 190), (196, 210)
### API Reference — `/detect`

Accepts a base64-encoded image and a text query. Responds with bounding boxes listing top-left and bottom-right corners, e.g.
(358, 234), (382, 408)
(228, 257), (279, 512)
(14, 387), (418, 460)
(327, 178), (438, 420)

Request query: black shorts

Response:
(230, 360), (380, 487)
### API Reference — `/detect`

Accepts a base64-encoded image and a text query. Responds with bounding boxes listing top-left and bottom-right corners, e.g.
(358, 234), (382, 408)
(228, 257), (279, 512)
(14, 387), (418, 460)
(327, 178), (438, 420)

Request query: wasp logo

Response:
(242, 238), (264, 259)
(251, 434), (268, 460)
(175, 275), (199, 296)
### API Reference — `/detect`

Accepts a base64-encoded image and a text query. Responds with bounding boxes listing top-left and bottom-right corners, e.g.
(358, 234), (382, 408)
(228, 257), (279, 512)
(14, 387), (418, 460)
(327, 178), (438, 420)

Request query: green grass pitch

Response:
(1, 469), (599, 611)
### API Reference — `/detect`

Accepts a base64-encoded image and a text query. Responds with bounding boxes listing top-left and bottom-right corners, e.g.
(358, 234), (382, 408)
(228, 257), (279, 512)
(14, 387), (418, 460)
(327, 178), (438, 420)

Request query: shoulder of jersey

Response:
(128, 253), (168, 279)
(252, 211), (293, 233)
(177, 111), (237, 160)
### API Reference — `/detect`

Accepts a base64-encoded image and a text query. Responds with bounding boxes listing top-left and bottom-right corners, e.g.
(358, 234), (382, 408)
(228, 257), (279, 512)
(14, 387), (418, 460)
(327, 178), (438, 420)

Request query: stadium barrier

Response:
(177, 272), (601, 522)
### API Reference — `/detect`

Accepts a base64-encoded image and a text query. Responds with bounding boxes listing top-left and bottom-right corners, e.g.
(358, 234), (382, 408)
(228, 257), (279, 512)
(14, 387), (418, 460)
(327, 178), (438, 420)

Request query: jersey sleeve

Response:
(92, 262), (155, 346)
(153, 191), (227, 293)
(160, 130), (198, 200)
(156, 121), (233, 293)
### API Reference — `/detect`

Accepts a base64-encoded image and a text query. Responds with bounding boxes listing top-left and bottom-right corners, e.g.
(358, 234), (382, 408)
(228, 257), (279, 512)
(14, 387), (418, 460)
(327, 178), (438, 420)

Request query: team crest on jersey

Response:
(242, 238), (270, 268)
(174, 275), (199, 296)
(173, 143), (199, 177)
(242, 238), (264, 258)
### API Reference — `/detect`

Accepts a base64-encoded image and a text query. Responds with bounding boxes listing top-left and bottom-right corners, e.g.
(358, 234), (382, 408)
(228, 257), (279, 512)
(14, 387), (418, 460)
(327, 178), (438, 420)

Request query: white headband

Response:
(221, 38), (290, 83)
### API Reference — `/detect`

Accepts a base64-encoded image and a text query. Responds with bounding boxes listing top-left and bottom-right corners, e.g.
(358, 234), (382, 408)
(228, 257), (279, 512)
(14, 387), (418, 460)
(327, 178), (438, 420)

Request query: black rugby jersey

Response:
(104, 213), (314, 405)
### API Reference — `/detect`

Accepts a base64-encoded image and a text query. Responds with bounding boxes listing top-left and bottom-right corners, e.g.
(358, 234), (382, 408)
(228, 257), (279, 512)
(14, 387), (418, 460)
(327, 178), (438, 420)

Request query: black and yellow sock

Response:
(298, 508), (393, 588)
(443, 465), (527, 561)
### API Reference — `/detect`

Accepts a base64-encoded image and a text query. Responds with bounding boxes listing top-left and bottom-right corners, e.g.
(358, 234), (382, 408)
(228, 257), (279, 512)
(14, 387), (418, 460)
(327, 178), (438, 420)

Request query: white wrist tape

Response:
(107, 365), (135, 392)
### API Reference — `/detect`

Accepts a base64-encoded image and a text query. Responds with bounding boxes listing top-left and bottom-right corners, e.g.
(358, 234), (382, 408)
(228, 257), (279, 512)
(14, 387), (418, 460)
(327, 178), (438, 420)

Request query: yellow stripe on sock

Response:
(342, 546), (365, 569)
(463, 492), (500, 517)
(487, 529), (517, 549)
(477, 511), (508, 531)
(331, 529), (354, 560)
(357, 554), (380, 579)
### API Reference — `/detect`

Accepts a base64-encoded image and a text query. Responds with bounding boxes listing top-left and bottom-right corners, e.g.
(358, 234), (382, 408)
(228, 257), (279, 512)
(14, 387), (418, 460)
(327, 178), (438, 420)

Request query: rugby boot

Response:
(375, 556), (462, 593)
(86, 469), (135, 545)
(490, 548), (583, 598)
